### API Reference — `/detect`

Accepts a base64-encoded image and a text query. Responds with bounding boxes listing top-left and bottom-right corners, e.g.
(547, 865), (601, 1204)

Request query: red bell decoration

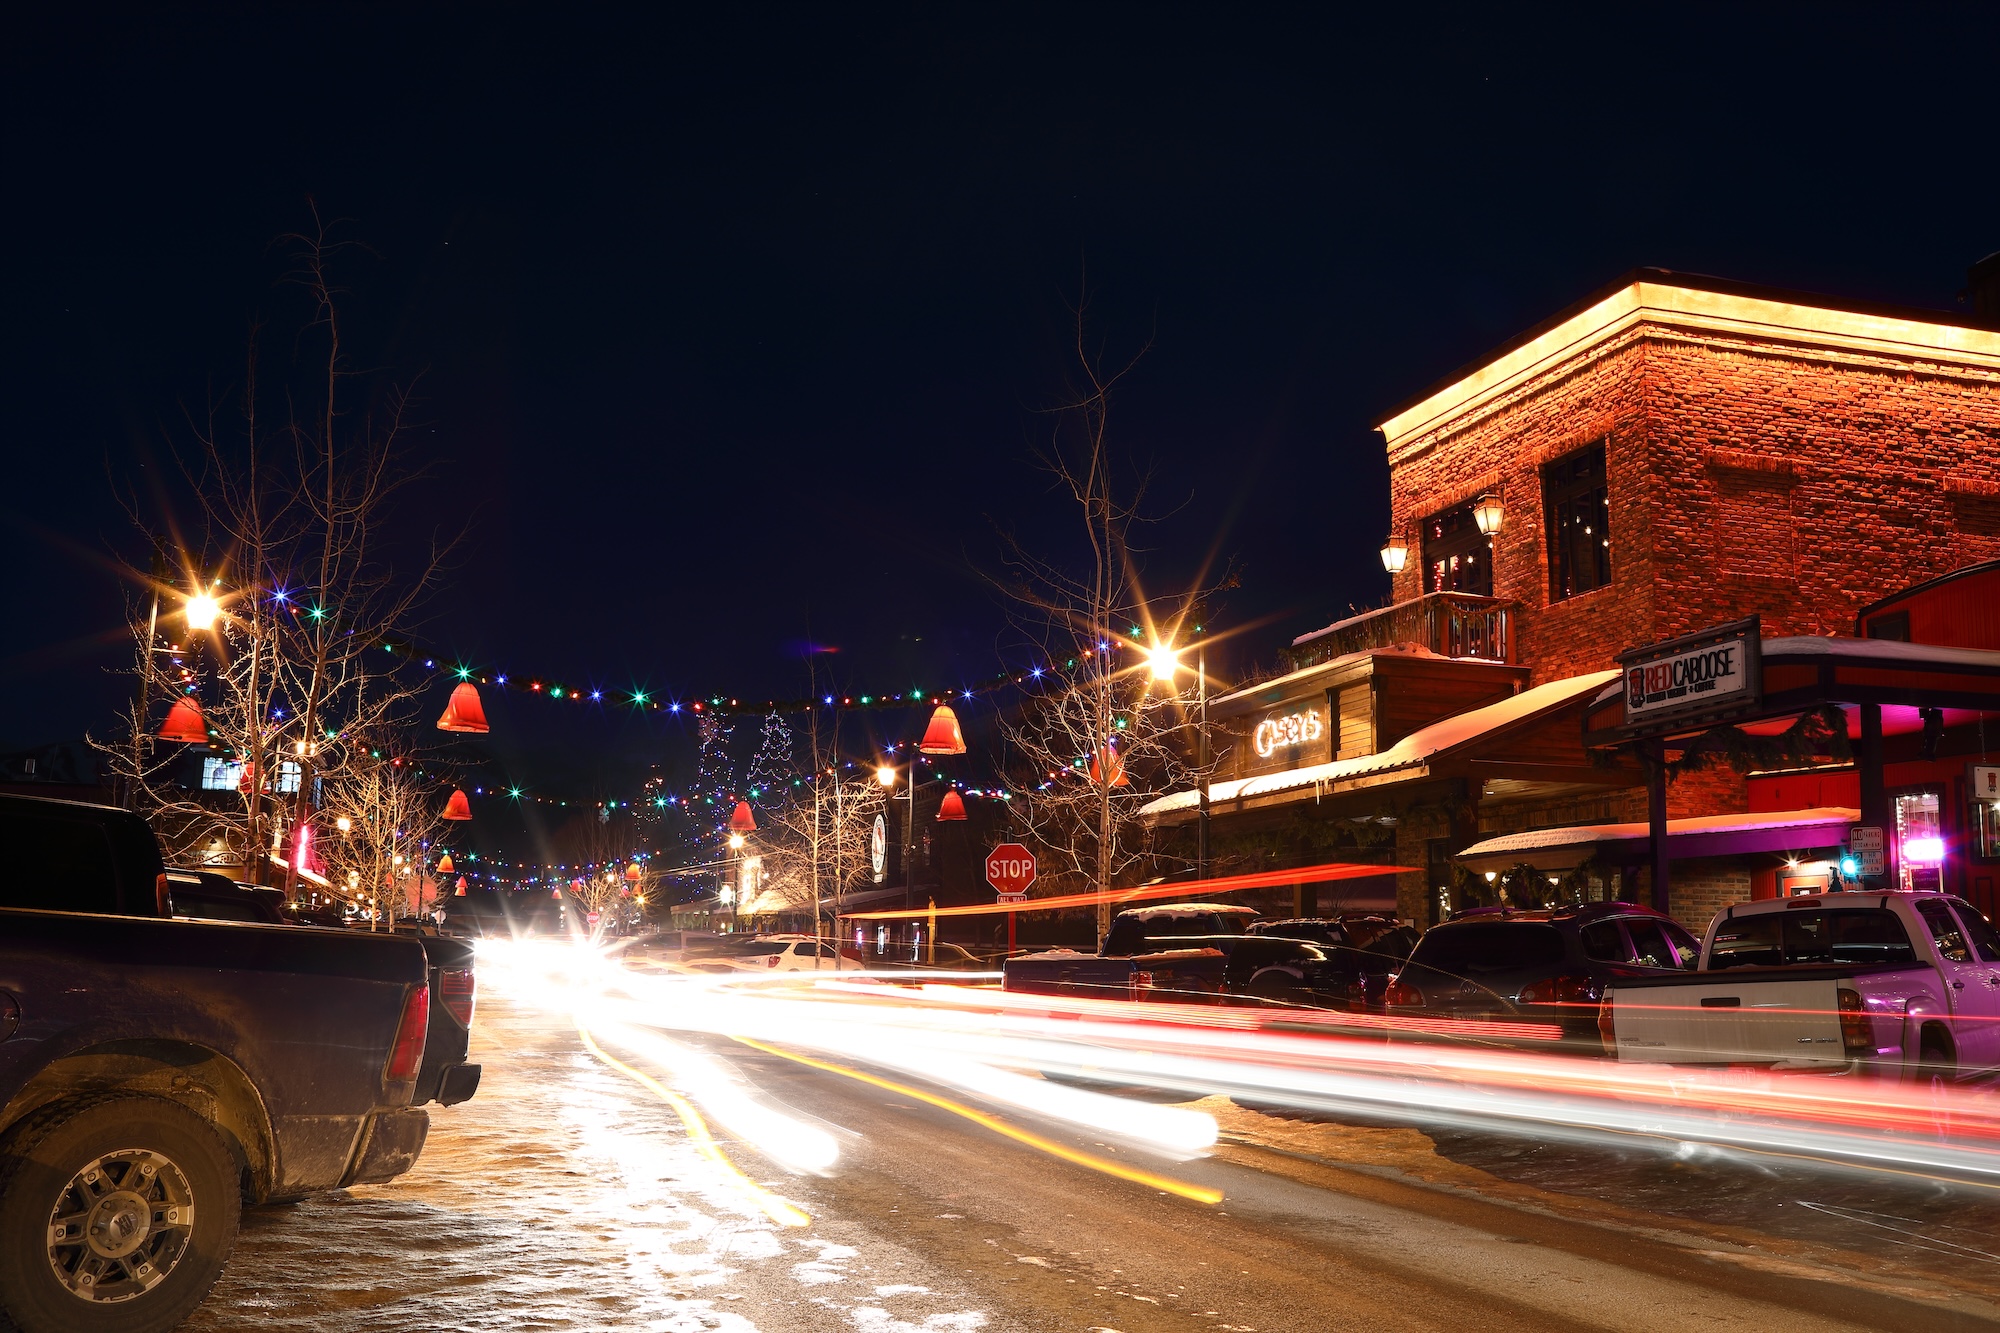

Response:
(1089, 747), (1130, 788)
(624, 862), (642, 884)
(552, 887), (563, 900)
(918, 704), (967, 756)
(454, 877), (467, 895)
(437, 681), (491, 733)
(728, 800), (757, 834)
(442, 789), (473, 821)
(936, 789), (968, 821)
(436, 853), (455, 875)
(158, 696), (209, 744)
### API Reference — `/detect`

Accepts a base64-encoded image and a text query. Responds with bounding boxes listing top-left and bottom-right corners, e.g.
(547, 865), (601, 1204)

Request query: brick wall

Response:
(1667, 856), (1753, 934)
(1386, 322), (2000, 691)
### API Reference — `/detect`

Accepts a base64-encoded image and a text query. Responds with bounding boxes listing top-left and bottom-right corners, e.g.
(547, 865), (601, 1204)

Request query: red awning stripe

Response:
(840, 860), (1415, 920)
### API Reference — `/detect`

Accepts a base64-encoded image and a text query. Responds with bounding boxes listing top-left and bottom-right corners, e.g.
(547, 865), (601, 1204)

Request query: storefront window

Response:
(1542, 441), (1611, 600)
(1895, 791), (1944, 892)
(1974, 794), (2000, 860)
(1422, 501), (1493, 596)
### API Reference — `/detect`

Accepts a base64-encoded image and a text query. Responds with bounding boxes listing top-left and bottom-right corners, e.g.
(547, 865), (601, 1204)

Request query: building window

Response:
(200, 758), (302, 794)
(1542, 441), (1610, 600)
(1422, 501), (1492, 596)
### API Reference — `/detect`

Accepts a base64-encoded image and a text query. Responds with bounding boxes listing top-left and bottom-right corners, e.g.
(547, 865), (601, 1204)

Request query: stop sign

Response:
(985, 842), (1037, 897)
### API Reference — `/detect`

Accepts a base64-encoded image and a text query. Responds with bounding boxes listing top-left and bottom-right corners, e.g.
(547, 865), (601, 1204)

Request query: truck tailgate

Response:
(1610, 977), (1847, 1065)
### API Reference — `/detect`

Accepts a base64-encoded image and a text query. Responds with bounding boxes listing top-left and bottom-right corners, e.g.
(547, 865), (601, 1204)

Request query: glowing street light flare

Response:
(184, 588), (220, 631)
(1145, 641), (1180, 682)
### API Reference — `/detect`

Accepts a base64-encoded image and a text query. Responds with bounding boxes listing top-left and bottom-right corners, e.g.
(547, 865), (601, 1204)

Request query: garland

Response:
(1666, 705), (1853, 778)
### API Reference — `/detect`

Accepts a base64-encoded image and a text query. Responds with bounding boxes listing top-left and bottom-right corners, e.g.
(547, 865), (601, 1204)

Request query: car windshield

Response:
(1949, 899), (2000, 963)
(1408, 922), (1566, 975)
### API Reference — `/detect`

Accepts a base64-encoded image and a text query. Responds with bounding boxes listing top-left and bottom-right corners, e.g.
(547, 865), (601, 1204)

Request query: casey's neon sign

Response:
(1254, 708), (1324, 758)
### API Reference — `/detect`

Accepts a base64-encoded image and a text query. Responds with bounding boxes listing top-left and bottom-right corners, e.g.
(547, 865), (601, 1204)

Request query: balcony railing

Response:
(1284, 591), (1513, 670)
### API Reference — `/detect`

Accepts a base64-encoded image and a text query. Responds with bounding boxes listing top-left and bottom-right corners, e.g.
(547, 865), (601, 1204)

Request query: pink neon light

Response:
(1903, 836), (1945, 864)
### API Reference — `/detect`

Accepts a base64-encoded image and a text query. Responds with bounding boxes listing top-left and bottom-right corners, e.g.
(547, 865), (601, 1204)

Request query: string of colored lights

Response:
(382, 637), (1130, 718)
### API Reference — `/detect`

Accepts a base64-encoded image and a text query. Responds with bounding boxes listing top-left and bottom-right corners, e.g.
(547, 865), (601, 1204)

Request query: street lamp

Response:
(184, 587), (221, 632)
(1147, 631), (1211, 880)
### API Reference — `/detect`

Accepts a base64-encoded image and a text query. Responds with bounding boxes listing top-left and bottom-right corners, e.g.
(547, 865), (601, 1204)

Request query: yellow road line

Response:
(577, 1025), (811, 1227)
(730, 1035), (1223, 1205)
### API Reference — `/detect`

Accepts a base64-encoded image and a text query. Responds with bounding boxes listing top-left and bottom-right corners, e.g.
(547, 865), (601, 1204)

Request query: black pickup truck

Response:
(0, 794), (477, 1333)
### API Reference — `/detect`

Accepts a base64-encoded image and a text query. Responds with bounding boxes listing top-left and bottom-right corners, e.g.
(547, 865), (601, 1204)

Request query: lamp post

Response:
(1147, 633), (1211, 880)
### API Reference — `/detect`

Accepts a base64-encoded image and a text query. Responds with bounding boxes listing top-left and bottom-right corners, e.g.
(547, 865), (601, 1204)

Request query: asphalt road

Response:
(186, 988), (2000, 1333)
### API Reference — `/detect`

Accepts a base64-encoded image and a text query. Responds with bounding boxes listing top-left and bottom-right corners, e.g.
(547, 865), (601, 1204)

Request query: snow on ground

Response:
(185, 988), (991, 1332)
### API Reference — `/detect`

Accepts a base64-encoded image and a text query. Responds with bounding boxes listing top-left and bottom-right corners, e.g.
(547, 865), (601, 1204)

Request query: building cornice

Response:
(1378, 271), (2000, 464)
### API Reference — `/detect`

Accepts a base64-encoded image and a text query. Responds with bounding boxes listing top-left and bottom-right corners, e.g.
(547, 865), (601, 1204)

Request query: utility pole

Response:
(1196, 636), (1210, 881)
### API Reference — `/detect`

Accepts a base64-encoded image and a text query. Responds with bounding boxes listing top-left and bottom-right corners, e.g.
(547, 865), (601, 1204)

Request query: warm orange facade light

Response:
(918, 704), (967, 755)
(1380, 535), (1409, 574)
(1472, 493), (1506, 536)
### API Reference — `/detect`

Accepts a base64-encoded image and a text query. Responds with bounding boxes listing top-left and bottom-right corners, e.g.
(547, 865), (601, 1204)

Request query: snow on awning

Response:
(1455, 807), (1860, 873)
(1140, 669), (1618, 820)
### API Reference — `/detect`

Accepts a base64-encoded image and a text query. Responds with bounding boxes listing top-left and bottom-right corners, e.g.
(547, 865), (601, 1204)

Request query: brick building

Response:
(1146, 269), (2000, 929)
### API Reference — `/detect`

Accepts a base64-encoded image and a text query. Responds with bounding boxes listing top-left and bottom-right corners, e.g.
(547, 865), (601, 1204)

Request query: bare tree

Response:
(316, 725), (448, 925)
(990, 302), (1220, 943)
(95, 218), (455, 892)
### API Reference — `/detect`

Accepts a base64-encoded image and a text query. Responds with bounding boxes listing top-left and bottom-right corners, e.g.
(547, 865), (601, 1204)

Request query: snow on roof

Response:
(1588, 635), (2000, 708)
(1457, 807), (1860, 859)
(1226, 642), (1442, 708)
(1292, 597), (1454, 648)
(1141, 668), (1619, 817)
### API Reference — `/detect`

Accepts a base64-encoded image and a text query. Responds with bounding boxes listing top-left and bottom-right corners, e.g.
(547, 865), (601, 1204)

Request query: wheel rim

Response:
(45, 1148), (197, 1303)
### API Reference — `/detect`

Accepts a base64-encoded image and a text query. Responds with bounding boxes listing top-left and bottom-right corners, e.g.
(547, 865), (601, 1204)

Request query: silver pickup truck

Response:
(1601, 892), (2000, 1082)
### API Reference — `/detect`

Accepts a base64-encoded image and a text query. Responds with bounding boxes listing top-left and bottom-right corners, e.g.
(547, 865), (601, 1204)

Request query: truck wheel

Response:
(0, 1095), (241, 1333)
(1246, 970), (1310, 1010)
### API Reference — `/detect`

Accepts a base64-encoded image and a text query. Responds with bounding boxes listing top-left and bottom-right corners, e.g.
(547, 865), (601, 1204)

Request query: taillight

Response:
(1598, 991), (1617, 1055)
(1130, 970), (1156, 999)
(438, 968), (476, 1028)
(1518, 974), (1597, 1008)
(155, 872), (172, 917)
(1384, 976), (1423, 1008)
(384, 984), (430, 1087)
(1837, 987), (1872, 1053)
(767, 953), (782, 968)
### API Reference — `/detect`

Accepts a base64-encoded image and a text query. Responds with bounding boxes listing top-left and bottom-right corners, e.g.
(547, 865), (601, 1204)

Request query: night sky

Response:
(7, 5), (1998, 799)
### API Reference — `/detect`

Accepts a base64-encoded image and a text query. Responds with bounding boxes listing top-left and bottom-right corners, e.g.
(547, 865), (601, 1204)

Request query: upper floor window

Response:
(1422, 501), (1492, 596)
(1543, 441), (1610, 600)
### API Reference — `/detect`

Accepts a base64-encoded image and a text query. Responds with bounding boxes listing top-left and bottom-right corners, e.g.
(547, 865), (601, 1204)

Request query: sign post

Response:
(985, 842), (1036, 953)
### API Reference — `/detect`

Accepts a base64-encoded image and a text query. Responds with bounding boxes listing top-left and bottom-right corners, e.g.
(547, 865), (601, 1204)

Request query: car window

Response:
(0, 812), (123, 914)
(178, 897), (268, 923)
(1661, 920), (1702, 969)
(1408, 922), (1566, 975)
(1708, 914), (1783, 969)
(1947, 900), (2000, 964)
(1915, 900), (1973, 963)
(741, 941), (788, 956)
(1621, 919), (1681, 970)
(1580, 920), (1630, 963)
(1784, 909), (1917, 966)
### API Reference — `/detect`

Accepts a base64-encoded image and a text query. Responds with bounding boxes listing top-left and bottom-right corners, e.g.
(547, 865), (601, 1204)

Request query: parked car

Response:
(1385, 901), (1699, 1046)
(166, 870), (290, 924)
(1233, 916), (1422, 1010)
(1603, 891), (2000, 1080)
(711, 936), (843, 973)
(865, 942), (997, 972)
(1003, 905), (1258, 1002)
(0, 794), (470, 1333)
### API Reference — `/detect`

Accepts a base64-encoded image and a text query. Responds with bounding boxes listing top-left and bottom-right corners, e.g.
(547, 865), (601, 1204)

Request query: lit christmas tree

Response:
(744, 710), (796, 811)
(693, 711), (737, 834)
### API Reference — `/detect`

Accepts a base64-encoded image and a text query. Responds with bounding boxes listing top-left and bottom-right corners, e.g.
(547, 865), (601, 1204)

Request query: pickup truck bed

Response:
(1604, 962), (1926, 1068)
